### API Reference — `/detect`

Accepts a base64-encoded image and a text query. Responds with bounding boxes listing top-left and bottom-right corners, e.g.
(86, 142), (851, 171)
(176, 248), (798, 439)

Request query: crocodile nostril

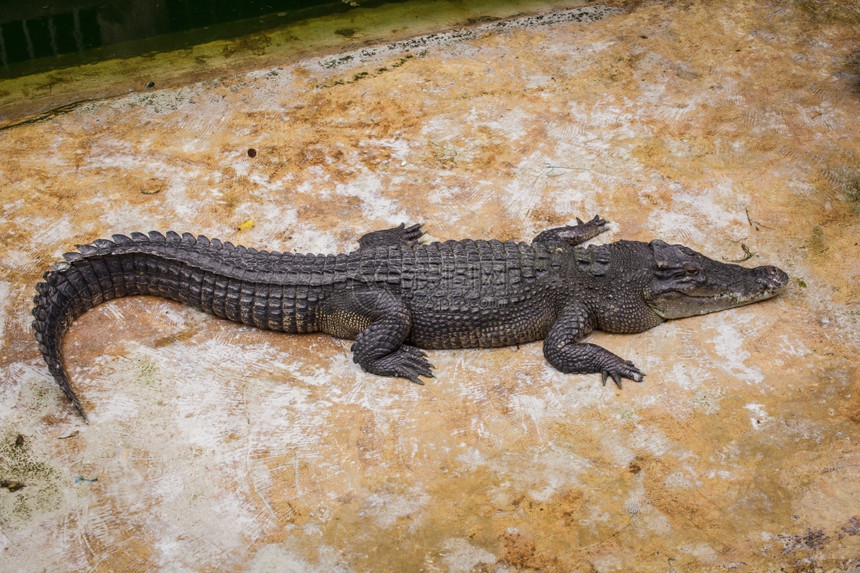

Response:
(755, 266), (789, 290)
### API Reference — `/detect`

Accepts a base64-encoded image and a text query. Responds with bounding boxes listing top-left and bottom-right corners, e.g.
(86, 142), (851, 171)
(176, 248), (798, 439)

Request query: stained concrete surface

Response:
(1, 1), (859, 571)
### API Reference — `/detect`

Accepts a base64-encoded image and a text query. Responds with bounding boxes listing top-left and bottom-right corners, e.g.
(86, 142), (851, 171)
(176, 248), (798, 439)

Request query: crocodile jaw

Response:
(643, 240), (789, 320)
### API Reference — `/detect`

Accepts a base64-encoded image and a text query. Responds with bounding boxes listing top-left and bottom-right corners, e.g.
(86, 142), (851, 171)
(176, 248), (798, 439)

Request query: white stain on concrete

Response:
(0, 281), (10, 342)
(679, 542), (719, 563)
(708, 312), (765, 385)
(625, 475), (672, 535)
(672, 182), (747, 230)
(777, 334), (811, 357)
(362, 489), (430, 529)
(248, 543), (350, 573)
(441, 537), (498, 571)
(333, 168), (409, 224)
(663, 468), (701, 489)
(744, 403), (771, 430)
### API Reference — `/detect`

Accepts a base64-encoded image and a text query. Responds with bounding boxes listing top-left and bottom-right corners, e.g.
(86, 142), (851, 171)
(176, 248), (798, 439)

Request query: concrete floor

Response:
(1, 1), (859, 571)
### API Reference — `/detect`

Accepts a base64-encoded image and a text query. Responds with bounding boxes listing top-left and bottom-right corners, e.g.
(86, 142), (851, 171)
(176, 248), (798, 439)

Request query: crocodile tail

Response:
(32, 258), (102, 421)
(32, 230), (348, 418)
(31, 231), (215, 420)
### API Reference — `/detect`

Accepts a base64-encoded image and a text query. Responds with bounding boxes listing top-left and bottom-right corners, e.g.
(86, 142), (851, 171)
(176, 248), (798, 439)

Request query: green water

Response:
(0, 0), (399, 79)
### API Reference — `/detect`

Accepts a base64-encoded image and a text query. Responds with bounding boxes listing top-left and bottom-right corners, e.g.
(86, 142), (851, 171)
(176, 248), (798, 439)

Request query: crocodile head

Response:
(643, 240), (789, 320)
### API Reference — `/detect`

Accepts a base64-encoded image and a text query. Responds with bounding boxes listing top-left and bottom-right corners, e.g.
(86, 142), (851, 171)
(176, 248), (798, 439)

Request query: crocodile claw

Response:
(357, 223), (425, 249)
(399, 223), (425, 247)
(600, 360), (645, 389)
(582, 214), (608, 228)
(358, 344), (435, 384)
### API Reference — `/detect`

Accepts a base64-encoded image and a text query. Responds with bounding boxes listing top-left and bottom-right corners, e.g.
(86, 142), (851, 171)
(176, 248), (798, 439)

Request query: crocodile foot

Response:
(353, 344), (435, 384)
(533, 215), (609, 246)
(577, 214), (608, 232)
(601, 359), (645, 389)
(358, 223), (425, 249)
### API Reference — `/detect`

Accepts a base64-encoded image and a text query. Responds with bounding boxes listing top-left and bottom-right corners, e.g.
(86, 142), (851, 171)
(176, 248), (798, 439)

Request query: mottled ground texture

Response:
(1, 0), (859, 571)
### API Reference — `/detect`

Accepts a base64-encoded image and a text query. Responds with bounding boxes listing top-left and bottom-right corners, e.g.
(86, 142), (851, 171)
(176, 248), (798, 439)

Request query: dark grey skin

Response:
(32, 216), (789, 420)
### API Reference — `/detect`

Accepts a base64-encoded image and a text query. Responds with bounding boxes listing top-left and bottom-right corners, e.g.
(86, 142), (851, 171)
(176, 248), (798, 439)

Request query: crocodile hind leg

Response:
(532, 215), (608, 246)
(318, 288), (434, 384)
(543, 303), (644, 388)
(357, 223), (424, 249)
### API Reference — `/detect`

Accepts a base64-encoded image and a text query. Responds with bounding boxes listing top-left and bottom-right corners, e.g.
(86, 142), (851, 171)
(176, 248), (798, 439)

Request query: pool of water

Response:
(0, 0), (398, 78)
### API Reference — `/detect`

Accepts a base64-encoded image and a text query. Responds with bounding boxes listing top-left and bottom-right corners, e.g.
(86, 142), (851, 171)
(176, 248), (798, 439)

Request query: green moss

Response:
(804, 227), (828, 255)
(846, 174), (860, 203)
(317, 52), (417, 89)
(791, 0), (860, 26)
(0, 432), (64, 522)
(135, 358), (159, 385)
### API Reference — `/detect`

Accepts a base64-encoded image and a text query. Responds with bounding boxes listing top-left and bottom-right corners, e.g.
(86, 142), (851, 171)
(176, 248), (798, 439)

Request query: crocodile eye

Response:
(684, 266), (699, 276)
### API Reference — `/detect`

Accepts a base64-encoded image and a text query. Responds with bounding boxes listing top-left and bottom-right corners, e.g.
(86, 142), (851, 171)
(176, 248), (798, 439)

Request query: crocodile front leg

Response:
(532, 215), (608, 246)
(543, 303), (644, 388)
(357, 223), (424, 249)
(319, 288), (434, 384)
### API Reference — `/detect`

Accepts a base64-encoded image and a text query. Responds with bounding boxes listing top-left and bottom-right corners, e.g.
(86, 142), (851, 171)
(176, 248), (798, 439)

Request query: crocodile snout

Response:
(755, 265), (789, 292)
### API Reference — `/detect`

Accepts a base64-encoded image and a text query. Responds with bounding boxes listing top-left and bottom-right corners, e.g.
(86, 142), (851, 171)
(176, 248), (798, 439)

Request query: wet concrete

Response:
(1, 1), (858, 571)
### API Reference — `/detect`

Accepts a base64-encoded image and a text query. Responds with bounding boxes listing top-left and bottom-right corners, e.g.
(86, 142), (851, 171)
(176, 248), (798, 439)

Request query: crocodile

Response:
(32, 216), (789, 420)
